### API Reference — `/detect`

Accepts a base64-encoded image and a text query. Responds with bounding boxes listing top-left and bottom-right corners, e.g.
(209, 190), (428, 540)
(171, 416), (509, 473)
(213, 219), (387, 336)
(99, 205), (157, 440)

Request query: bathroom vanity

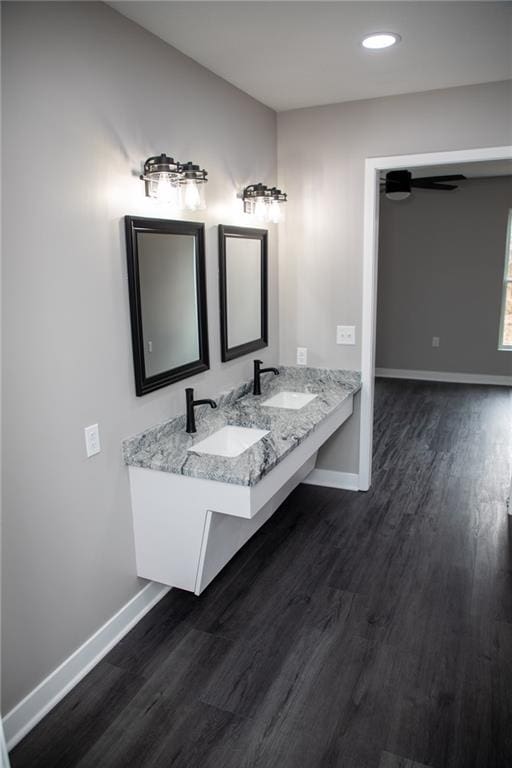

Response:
(123, 366), (360, 594)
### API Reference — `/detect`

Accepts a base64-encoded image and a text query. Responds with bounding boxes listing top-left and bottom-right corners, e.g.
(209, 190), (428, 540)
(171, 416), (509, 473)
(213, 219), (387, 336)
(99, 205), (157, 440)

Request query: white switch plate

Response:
(84, 424), (101, 458)
(336, 325), (356, 345)
(296, 347), (307, 365)
(432, 336), (440, 348)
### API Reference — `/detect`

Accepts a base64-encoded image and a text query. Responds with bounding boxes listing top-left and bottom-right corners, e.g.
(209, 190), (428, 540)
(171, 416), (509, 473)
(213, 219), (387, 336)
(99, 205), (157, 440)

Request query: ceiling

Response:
(109, 1), (512, 111)
(386, 160), (512, 179)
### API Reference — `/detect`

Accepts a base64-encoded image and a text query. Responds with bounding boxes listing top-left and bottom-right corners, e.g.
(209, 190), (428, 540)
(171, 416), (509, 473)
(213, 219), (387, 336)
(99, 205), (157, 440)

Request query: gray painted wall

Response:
(1, 1), (277, 713)
(376, 176), (512, 376)
(278, 80), (512, 473)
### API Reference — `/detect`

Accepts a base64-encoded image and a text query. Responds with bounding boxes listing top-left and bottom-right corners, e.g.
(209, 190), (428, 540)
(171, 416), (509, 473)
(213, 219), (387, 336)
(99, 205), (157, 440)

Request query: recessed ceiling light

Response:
(362, 33), (401, 50)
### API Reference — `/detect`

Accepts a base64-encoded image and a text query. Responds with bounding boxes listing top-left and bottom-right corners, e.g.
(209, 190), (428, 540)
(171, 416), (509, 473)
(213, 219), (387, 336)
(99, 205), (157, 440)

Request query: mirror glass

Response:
(125, 217), (209, 395)
(219, 225), (268, 361)
(225, 237), (261, 349)
(138, 233), (198, 376)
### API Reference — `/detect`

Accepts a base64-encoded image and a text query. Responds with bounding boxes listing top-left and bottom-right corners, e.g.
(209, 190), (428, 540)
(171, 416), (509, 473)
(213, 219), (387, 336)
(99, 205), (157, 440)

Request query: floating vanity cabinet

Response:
(124, 367), (360, 594)
(128, 451), (317, 594)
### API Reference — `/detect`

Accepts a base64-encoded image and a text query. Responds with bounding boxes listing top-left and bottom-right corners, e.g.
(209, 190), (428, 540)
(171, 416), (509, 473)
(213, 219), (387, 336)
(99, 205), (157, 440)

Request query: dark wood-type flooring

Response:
(11, 379), (512, 768)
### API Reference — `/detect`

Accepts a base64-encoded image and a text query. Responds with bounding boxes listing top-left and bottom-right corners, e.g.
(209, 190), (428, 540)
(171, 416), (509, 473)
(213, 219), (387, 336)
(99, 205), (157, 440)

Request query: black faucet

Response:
(253, 359), (279, 396)
(185, 388), (217, 434)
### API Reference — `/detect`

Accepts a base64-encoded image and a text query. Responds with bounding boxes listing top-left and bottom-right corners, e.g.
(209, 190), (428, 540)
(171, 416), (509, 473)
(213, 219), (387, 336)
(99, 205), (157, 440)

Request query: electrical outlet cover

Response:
(296, 347), (307, 365)
(84, 424), (101, 458)
(336, 325), (356, 345)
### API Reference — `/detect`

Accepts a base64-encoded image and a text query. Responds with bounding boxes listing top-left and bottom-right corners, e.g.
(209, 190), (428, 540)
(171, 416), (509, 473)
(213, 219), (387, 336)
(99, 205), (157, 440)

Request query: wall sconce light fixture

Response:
(242, 183), (287, 224)
(140, 153), (208, 211)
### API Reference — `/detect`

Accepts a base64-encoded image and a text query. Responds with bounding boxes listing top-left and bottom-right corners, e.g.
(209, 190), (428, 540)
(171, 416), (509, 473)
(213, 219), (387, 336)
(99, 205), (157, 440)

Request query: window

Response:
(499, 210), (512, 350)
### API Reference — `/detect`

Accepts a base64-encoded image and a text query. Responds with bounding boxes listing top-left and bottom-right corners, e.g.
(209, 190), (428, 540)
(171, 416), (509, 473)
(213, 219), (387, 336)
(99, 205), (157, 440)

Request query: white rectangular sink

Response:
(262, 391), (317, 410)
(189, 425), (269, 458)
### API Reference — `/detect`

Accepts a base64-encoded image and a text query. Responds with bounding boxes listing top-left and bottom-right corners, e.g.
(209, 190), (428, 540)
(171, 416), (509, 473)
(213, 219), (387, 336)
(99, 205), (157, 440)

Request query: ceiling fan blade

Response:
(413, 174), (466, 183)
(411, 181), (458, 190)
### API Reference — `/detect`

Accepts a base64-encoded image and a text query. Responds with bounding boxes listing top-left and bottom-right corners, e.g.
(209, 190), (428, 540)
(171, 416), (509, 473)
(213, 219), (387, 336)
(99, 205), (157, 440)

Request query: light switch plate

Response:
(84, 424), (101, 458)
(432, 336), (440, 348)
(296, 347), (307, 365)
(336, 325), (356, 345)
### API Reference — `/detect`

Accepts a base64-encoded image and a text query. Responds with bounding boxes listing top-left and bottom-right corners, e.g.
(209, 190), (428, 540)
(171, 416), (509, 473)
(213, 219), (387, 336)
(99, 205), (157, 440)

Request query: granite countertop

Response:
(122, 366), (361, 487)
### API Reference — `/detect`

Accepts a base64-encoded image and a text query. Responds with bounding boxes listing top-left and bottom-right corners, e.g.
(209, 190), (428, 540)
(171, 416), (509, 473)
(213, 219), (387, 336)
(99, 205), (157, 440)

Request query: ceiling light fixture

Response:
(382, 169), (466, 200)
(140, 153), (208, 210)
(361, 32), (400, 50)
(385, 170), (411, 200)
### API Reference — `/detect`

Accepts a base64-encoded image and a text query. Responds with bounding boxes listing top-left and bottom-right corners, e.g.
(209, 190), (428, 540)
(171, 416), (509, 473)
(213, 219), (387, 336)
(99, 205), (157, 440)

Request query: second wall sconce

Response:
(242, 183), (287, 224)
(141, 153), (208, 211)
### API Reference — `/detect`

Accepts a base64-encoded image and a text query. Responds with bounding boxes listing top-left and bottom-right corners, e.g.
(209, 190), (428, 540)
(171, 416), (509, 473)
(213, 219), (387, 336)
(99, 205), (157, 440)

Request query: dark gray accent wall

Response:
(376, 176), (512, 376)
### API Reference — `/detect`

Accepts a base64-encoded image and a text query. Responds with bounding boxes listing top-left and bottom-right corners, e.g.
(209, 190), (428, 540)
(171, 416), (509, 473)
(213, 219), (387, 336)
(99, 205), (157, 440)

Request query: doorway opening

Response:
(359, 145), (512, 490)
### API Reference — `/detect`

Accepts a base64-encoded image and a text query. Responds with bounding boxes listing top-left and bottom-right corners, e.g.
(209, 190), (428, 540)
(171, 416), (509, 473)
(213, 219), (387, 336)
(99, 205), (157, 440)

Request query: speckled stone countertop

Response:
(122, 366), (361, 487)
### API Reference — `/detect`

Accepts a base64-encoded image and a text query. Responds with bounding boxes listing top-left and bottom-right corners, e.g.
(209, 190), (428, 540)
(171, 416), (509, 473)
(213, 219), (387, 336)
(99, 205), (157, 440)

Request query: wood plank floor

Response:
(11, 379), (512, 768)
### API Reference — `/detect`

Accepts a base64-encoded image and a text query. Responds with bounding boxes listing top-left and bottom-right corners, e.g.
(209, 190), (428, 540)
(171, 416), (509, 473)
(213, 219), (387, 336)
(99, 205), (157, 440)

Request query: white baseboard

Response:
(4, 581), (170, 751)
(303, 468), (360, 491)
(0, 721), (9, 768)
(375, 367), (512, 387)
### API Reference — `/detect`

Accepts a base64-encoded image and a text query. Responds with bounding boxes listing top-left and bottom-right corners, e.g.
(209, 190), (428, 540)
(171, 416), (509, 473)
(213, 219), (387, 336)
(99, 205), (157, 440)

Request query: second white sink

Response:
(262, 391), (317, 410)
(189, 425), (270, 458)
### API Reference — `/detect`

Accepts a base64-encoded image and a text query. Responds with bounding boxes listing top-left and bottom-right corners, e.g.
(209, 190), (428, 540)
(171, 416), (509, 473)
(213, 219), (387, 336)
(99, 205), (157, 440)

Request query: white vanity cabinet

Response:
(127, 394), (353, 594)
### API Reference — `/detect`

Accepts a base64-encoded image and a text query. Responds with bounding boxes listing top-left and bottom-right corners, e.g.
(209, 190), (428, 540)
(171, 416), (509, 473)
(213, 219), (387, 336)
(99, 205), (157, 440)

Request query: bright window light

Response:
(362, 33), (400, 50)
(498, 210), (512, 350)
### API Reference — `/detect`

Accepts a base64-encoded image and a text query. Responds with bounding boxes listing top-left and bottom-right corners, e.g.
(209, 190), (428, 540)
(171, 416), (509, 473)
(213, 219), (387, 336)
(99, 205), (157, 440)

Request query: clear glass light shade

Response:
(269, 199), (285, 224)
(386, 191), (411, 201)
(253, 197), (270, 222)
(243, 198), (256, 216)
(145, 173), (180, 206)
(180, 180), (206, 211)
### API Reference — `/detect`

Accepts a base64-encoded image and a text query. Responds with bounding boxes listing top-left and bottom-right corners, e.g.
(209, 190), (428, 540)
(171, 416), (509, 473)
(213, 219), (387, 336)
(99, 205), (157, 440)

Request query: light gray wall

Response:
(278, 80), (512, 473)
(1, 1), (277, 713)
(376, 176), (512, 376)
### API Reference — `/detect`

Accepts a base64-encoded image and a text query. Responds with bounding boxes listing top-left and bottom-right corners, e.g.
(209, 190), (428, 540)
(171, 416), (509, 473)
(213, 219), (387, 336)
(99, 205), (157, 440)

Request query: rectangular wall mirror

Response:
(125, 216), (209, 395)
(218, 225), (268, 361)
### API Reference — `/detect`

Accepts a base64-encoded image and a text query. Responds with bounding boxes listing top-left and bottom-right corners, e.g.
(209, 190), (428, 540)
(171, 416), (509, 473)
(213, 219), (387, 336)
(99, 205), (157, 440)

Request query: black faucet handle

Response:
(185, 387), (217, 433)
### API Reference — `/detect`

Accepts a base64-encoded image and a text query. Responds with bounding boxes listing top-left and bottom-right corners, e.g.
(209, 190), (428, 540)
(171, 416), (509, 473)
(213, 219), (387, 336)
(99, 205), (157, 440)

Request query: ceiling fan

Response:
(381, 170), (467, 200)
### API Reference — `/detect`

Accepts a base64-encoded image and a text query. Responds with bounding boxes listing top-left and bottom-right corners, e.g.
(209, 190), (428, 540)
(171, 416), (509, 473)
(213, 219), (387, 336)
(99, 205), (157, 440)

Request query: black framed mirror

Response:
(218, 225), (268, 362)
(125, 216), (209, 396)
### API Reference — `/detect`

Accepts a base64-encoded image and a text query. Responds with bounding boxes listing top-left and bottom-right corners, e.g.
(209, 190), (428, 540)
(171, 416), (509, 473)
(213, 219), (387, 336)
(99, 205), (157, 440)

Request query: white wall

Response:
(376, 176), (512, 376)
(278, 80), (512, 472)
(1, 1), (277, 713)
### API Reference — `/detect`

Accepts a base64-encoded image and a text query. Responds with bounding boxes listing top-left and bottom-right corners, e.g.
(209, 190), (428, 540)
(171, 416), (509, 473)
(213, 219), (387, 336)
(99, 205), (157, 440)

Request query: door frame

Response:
(359, 144), (512, 491)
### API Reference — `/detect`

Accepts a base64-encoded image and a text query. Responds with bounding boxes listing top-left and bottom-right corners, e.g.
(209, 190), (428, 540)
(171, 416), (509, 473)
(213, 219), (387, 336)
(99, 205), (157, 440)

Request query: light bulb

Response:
(362, 33), (400, 50)
(254, 197), (268, 222)
(182, 180), (201, 210)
